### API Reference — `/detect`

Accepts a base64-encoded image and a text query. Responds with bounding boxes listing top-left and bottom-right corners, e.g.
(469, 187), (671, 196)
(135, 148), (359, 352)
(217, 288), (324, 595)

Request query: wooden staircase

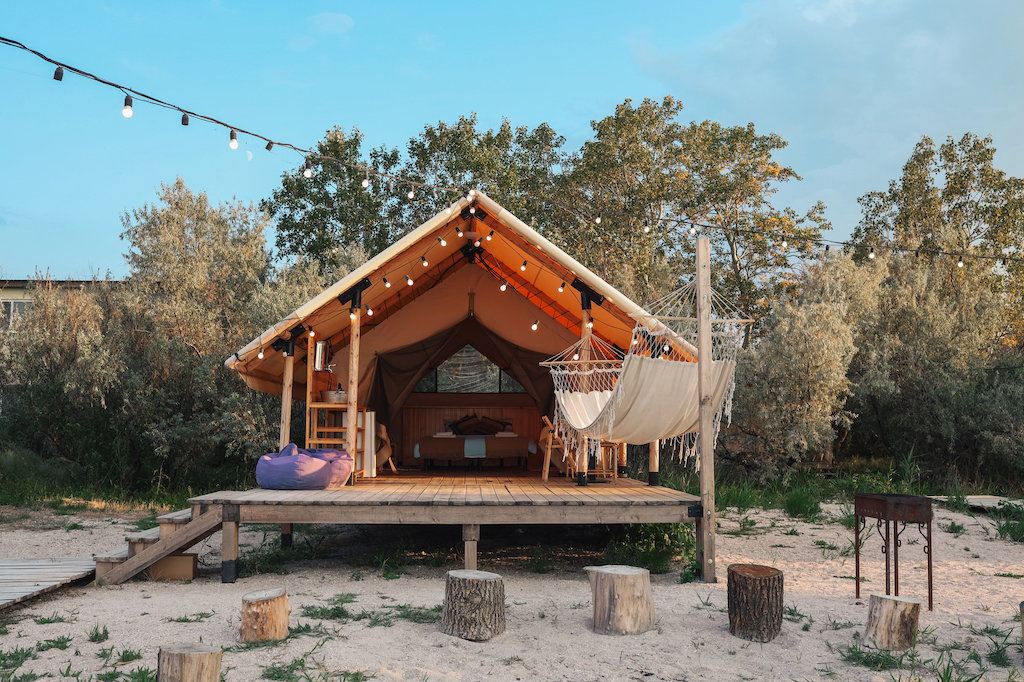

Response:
(94, 508), (222, 585)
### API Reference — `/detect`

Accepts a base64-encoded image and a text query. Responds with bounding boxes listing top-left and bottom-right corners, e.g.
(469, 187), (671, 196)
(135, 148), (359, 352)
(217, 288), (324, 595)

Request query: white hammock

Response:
(544, 280), (749, 464)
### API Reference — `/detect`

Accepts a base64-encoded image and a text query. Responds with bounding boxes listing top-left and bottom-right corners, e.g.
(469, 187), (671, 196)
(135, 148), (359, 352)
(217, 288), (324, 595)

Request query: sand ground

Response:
(1, 500), (1023, 681)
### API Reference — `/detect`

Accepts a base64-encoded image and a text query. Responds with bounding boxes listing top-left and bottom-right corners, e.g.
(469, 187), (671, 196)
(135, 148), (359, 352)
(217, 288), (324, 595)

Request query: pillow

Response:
(445, 414), (477, 435)
(481, 416), (512, 433)
(459, 416), (506, 436)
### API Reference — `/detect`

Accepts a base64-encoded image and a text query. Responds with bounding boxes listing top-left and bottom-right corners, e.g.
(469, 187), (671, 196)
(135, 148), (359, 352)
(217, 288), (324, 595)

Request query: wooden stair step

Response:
(156, 509), (193, 524)
(125, 527), (161, 544)
(94, 546), (129, 564)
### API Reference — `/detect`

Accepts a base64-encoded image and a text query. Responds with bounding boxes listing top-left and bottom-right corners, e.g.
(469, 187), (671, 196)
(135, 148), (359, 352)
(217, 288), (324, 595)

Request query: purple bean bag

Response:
(256, 444), (354, 490)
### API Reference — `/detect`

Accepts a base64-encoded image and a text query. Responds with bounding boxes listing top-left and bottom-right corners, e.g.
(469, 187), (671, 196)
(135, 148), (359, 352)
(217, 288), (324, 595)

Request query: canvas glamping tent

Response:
(226, 191), (664, 472)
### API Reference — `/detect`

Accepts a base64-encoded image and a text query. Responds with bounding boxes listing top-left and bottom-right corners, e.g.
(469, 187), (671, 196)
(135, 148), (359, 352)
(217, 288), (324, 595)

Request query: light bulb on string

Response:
(349, 309), (357, 320)
(383, 277), (391, 288)
(122, 94), (133, 118)
(500, 280), (508, 292)
(531, 320), (539, 331)
(437, 236), (447, 247)
(406, 275), (414, 287)
(303, 160), (313, 179)
(366, 305), (373, 316)
(361, 171), (369, 189)
(265, 141), (274, 151)
(446, 205), (452, 215)
(408, 186), (416, 200)
(520, 261), (527, 272)
(181, 113), (189, 126)
(643, 220), (650, 233)
(781, 238), (788, 250)
(229, 130), (238, 149)
(468, 189), (476, 198)
(572, 352), (580, 361)
(586, 320), (594, 329)
(958, 255), (964, 268)
(558, 282), (565, 293)
(257, 348), (264, 360)
(689, 225), (697, 236)
(869, 246), (875, 260)
(308, 330), (316, 337)
(595, 213), (602, 225)
(469, 206), (476, 214)
(457, 227), (464, 238)
(487, 230), (494, 241)
(421, 254), (429, 267)
(53, 66), (63, 81)
(474, 239), (481, 247)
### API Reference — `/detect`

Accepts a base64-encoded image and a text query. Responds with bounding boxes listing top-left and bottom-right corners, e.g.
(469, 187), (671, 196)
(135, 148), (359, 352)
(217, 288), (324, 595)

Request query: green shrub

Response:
(783, 488), (821, 520)
(605, 523), (694, 574)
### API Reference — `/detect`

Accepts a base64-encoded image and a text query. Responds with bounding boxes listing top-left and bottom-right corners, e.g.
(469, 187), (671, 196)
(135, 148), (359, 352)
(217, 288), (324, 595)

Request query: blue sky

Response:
(2, 0), (1022, 280)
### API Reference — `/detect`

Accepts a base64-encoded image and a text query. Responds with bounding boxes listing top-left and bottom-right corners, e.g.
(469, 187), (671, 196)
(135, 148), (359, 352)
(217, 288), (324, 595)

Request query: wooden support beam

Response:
(222, 504), (239, 583)
(278, 355), (295, 450)
(577, 308), (594, 487)
(696, 237), (717, 583)
(648, 440), (660, 487)
(346, 308), (360, 485)
(463, 524), (480, 570)
(280, 523), (293, 549)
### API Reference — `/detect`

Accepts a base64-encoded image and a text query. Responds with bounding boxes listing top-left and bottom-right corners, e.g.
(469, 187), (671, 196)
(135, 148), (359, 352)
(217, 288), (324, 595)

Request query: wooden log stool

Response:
(239, 588), (291, 642)
(157, 644), (222, 682)
(727, 564), (783, 642)
(441, 570), (506, 641)
(865, 594), (920, 651)
(584, 565), (655, 635)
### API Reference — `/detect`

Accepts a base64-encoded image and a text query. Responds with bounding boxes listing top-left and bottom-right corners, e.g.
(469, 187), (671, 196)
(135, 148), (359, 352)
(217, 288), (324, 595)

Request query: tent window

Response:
(413, 344), (526, 394)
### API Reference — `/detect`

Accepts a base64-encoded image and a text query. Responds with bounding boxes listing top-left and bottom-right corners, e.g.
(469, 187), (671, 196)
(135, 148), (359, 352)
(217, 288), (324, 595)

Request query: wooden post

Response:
(648, 440), (660, 486)
(617, 443), (627, 476)
(577, 308), (594, 486)
(221, 504), (239, 584)
(463, 523), (480, 570)
(696, 237), (717, 583)
(865, 594), (921, 651)
(157, 644), (222, 682)
(280, 523), (293, 549)
(279, 355), (295, 450)
(584, 565), (655, 635)
(239, 588), (291, 642)
(346, 308), (361, 484)
(727, 564), (783, 642)
(441, 570), (506, 641)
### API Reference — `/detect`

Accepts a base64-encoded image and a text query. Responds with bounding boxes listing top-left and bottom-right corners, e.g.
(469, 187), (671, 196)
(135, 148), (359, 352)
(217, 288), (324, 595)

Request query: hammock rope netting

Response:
(543, 280), (749, 469)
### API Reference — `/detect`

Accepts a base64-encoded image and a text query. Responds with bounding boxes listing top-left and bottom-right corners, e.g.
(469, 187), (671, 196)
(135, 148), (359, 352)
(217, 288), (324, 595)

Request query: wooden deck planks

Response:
(0, 558), (96, 610)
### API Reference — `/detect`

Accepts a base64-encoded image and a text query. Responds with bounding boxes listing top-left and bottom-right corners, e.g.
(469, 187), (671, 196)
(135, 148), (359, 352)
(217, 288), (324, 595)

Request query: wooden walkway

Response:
(0, 558), (95, 611)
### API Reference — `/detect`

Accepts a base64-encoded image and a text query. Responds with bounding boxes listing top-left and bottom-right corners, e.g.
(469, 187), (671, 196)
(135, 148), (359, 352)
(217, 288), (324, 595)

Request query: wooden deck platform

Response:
(186, 472), (702, 583)
(0, 558), (96, 611)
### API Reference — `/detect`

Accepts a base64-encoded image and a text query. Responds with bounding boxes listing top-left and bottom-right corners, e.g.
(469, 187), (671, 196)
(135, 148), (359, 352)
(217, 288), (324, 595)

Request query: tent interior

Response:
(226, 193), (646, 469)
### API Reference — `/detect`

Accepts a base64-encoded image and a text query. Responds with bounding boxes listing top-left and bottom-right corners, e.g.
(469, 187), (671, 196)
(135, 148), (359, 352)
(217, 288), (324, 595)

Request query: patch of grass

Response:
(37, 635), (73, 651)
(96, 646), (115, 665)
(124, 668), (157, 682)
(782, 604), (808, 623)
(833, 575), (868, 582)
(814, 540), (839, 557)
(350, 571), (364, 581)
(352, 610), (394, 628)
(392, 604), (442, 624)
(117, 649), (143, 664)
(88, 624), (109, 643)
(995, 572), (1024, 579)
(679, 553), (702, 584)
(301, 593), (357, 622)
(33, 610), (76, 624)
(226, 622), (337, 652)
(96, 671), (122, 682)
(821, 616), (857, 631)
(783, 527), (801, 536)
(940, 520), (966, 537)
(992, 501), (1024, 543)
(64, 522), (85, 532)
(783, 488), (821, 520)
(0, 645), (38, 670)
(165, 611), (214, 623)
(838, 643), (905, 671)
(130, 515), (159, 532)
(527, 544), (553, 574)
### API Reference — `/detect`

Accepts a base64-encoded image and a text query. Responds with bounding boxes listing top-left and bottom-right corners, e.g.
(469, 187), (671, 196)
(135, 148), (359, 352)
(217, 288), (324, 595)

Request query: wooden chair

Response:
(541, 416), (572, 482)
(541, 416), (617, 482)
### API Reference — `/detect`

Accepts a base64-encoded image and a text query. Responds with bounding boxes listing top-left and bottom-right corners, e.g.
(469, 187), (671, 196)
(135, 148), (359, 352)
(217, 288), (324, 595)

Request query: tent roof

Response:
(226, 192), (653, 395)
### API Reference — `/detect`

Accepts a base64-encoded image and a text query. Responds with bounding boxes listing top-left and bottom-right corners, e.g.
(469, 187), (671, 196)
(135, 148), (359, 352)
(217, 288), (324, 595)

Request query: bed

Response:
(413, 434), (537, 467)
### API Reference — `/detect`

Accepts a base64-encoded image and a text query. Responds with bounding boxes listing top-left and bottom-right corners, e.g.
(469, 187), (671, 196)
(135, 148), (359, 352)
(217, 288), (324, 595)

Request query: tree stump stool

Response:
(584, 565), (655, 635)
(441, 570), (505, 641)
(727, 564), (783, 642)
(239, 588), (291, 642)
(157, 644), (222, 682)
(865, 594), (920, 651)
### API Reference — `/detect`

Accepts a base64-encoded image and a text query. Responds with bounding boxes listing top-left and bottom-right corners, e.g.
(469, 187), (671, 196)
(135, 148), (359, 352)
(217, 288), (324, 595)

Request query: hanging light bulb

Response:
(408, 186), (416, 200)
(303, 159), (313, 179)
(383, 277), (391, 288)
(265, 141), (274, 151)
(869, 246), (875, 260)
(53, 66), (63, 81)
(257, 348), (265, 360)
(181, 113), (189, 126)
(122, 94), (133, 118)
(521, 260), (527, 272)
(229, 130), (238, 149)
(366, 304), (373, 316)
(958, 255), (964, 268)
(643, 220), (650, 233)
(437, 236), (447, 247)
(361, 171), (369, 188)
(457, 227), (464, 238)
(335, 161), (343, 173)
(595, 213), (602, 225)
(309, 330), (316, 337)
(446, 205), (453, 215)
(487, 230), (494, 241)
(572, 352), (580, 361)
(825, 244), (830, 253)
(474, 239), (481, 247)
(500, 280), (508, 292)
(781, 238), (788, 250)
(421, 254), (429, 267)
(406, 275), (414, 286)
(349, 309), (357, 320)
(468, 189), (477, 198)
(531, 320), (539, 331)
(586, 320), (594, 328)
(469, 206), (476, 215)
(689, 225), (697, 236)
(558, 282), (565, 293)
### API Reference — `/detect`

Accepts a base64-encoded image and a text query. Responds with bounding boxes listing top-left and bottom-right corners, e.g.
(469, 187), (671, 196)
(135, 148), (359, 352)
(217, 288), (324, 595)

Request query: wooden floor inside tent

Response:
(187, 470), (702, 582)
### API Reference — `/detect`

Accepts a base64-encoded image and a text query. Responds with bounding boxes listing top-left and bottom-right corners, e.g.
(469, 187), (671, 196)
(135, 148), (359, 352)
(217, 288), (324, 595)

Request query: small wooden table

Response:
(854, 493), (932, 610)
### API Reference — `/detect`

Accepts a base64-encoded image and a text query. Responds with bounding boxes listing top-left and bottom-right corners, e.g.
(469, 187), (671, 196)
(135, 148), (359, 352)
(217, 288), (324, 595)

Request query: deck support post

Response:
(695, 237), (717, 583)
(278, 355), (295, 450)
(648, 440), (660, 486)
(463, 524), (480, 570)
(346, 308), (361, 484)
(576, 306), (594, 487)
(280, 523), (293, 549)
(221, 504), (240, 583)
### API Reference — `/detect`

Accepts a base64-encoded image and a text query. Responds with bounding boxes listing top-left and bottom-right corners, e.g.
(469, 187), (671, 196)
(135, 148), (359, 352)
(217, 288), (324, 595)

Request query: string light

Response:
(229, 130), (238, 149)
(406, 275), (414, 286)
(366, 304), (373, 316)
(869, 246), (875, 260)
(469, 206), (476, 214)
(500, 280), (508, 292)
(689, 225), (697, 236)
(468, 189), (476, 198)
(265, 141), (274, 151)
(437, 236), (447, 247)
(257, 347), (264, 359)
(303, 159), (313, 179)
(421, 254), (429, 267)
(408, 186), (416, 200)
(643, 220), (650, 233)
(573, 352), (580, 361)
(457, 227), (464, 238)
(181, 113), (189, 126)
(521, 260), (527, 272)
(474, 238), (481, 247)
(122, 94), (133, 118)
(958, 255), (964, 268)
(531, 320), (539, 331)
(349, 309), (357, 320)
(383, 277), (391, 288)
(586, 320), (594, 328)
(558, 282), (565, 292)
(308, 330), (316, 337)
(52, 66), (62, 81)
(487, 230), (494, 241)
(595, 213), (602, 225)
(361, 171), (369, 188)
(781, 238), (788, 250)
